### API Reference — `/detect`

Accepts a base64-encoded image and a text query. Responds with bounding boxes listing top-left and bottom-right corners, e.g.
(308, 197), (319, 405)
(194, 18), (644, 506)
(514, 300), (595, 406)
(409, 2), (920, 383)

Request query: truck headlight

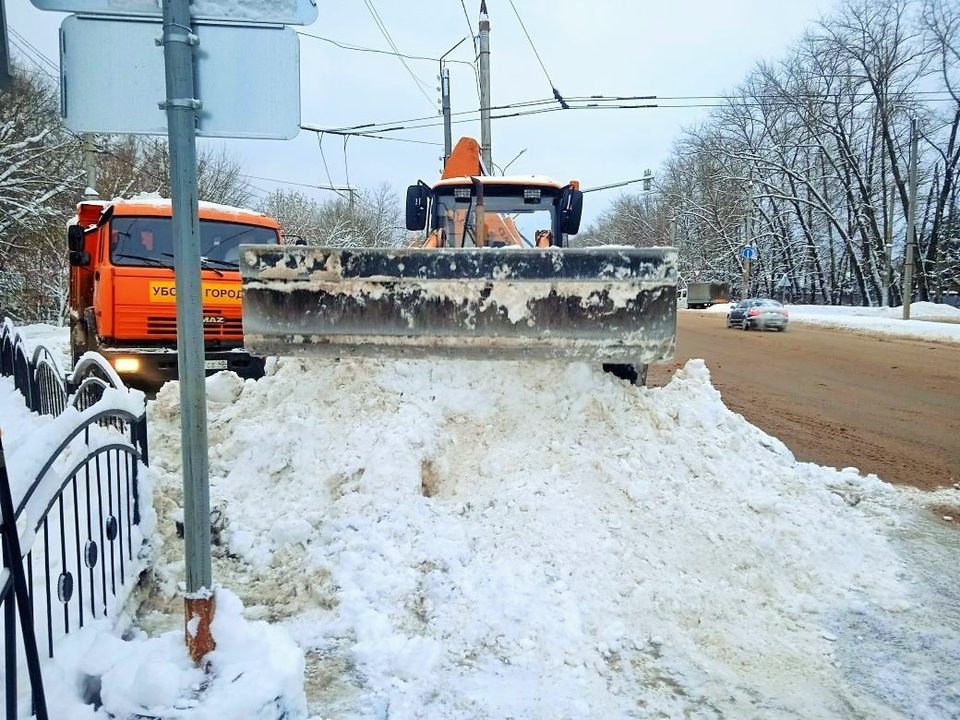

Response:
(112, 357), (140, 374)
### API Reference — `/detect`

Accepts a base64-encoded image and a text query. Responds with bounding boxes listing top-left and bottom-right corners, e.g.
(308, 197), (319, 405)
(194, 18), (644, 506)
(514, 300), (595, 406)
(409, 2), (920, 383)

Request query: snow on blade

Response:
(143, 358), (960, 718)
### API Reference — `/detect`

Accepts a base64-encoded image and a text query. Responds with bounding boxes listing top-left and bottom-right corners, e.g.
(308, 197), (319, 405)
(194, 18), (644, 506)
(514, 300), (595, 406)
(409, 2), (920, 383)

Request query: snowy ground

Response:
(701, 301), (960, 343)
(141, 357), (960, 719)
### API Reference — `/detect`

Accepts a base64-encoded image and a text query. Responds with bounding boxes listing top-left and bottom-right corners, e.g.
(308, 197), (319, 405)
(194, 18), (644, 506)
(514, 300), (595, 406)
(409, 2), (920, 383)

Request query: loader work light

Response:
(112, 357), (141, 374)
(454, 188), (472, 201)
(523, 188), (541, 203)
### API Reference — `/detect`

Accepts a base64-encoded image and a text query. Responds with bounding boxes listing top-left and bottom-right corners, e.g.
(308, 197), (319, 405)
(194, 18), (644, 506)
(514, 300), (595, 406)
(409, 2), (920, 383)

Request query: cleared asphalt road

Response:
(648, 311), (960, 491)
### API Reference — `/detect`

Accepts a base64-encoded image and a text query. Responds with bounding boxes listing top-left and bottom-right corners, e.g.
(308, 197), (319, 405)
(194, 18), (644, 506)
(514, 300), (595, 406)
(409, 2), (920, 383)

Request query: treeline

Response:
(0, 67), (404, 324)
(581, 0), (959, 305)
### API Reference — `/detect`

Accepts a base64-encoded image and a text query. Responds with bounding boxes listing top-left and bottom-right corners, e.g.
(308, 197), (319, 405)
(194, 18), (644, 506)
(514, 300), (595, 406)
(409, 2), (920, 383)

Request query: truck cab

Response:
(404, 137), (583, 248)
(68, 195), (281, 389)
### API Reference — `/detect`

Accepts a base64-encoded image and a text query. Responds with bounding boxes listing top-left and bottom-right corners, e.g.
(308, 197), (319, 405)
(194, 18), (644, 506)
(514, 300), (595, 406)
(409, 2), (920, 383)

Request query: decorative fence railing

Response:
(0, 319), (149, 719)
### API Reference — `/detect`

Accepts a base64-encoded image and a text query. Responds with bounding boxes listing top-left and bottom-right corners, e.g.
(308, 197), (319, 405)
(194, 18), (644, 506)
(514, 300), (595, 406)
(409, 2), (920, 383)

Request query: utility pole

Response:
(903, 117), (918, 320)
(0, 0), (11, 92)
(743, 172), (753, 299)
(441, 66), (452, 166)
(478, 0), (493, 172)
(884, 188), (894, 307)
(82, 134), (99, 199)
(161, 0), (214, 664)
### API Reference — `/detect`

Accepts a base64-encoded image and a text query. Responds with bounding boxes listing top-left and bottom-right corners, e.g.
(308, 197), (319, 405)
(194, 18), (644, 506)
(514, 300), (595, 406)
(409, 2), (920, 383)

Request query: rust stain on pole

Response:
(185, 594), (217, 664)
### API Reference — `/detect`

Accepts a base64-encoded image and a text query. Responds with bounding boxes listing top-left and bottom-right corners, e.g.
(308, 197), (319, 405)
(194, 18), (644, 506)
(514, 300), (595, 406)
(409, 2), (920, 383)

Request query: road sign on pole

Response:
(31, 0), (317, 25)
(60, 16), (301, 138)
(741, 246), (757, 261)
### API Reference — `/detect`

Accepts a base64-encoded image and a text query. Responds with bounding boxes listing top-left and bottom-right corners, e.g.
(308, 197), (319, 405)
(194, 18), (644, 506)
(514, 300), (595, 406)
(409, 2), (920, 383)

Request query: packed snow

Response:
(5, 322), (960, 718)
(702, 301), (960, 343)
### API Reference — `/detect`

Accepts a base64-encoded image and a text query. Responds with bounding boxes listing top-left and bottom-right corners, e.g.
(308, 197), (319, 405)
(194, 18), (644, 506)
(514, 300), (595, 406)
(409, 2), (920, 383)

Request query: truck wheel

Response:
(602, 363), (648, 387)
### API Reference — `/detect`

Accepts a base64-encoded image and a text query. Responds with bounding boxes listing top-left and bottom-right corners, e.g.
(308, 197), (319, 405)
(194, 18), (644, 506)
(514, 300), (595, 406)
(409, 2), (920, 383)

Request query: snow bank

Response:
(144, 358), (958, 718)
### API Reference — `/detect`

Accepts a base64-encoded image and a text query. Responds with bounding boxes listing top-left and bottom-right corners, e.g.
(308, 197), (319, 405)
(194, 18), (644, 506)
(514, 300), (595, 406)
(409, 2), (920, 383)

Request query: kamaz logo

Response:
(203, 316), (227, 325)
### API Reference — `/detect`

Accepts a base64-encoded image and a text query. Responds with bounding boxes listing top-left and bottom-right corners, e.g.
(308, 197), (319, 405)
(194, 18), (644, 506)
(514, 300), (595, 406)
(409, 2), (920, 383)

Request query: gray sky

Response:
(9, 0), (833, 224)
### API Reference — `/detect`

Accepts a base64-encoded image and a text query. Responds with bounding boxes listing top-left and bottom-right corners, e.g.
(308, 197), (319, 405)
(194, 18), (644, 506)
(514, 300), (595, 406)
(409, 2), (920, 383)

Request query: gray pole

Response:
(0, 0), (11, 92)
(742, 174), (753, 299)
(441, 66), (452, 166)
(478, 0), (493, 171)
(902, 117), (918, 320)
(884, 188), (894, 307)
(82, 134), (99, 199)
(161, 0), (214, 662)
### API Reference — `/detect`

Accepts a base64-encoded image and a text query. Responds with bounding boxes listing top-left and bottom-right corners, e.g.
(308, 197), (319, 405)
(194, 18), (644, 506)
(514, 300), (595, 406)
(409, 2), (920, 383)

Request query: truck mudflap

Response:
(239, 245), (677, 364)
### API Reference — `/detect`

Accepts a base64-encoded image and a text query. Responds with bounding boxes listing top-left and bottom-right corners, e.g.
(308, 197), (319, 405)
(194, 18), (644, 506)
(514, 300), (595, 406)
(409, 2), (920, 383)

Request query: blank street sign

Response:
(32, 0), (318, 26)
(60, 15), (301, 139)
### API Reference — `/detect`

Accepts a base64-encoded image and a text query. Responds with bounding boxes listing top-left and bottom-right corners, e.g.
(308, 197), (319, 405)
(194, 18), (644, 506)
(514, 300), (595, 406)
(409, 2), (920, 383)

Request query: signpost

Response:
(60, 16), (300, 138)
(31, 0), (317, 25)
(32, 0), (316, 665)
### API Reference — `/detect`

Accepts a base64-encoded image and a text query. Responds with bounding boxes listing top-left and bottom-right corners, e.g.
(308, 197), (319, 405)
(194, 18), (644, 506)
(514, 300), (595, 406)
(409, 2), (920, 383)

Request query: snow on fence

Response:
(0, 319), (150, 719)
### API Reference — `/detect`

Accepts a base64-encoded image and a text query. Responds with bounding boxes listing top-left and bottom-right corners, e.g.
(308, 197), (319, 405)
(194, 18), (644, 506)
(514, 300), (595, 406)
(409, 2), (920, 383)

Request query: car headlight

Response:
(112, 357), (140, 374)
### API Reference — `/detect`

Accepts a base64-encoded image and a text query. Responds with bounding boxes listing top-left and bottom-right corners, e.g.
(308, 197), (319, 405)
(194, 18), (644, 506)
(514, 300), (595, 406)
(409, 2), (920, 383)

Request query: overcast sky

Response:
(9, 0), (834, 224)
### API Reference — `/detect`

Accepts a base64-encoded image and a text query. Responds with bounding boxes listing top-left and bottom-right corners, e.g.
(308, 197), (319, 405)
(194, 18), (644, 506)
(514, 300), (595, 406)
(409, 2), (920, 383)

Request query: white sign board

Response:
(60, 16), (301, 139)
(33, 0), (318, 26)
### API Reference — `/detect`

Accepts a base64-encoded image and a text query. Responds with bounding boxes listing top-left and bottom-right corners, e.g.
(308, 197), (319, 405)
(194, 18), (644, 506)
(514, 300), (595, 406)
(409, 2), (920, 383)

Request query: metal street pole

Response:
(884, 188), (894, 307)
(902, 117), (918, 320)
(161, 0), (214, 664)
(0, 0), (11, 92)
(743, 174), (753, 299)
(478, 0), (492, 171)
(82, 134), (99, 199)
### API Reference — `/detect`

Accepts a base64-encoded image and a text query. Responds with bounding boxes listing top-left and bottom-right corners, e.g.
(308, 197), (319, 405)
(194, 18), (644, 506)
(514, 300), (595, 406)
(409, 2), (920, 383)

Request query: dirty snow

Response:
(138, 357), (960, 719)
(7, 321), (959, 717)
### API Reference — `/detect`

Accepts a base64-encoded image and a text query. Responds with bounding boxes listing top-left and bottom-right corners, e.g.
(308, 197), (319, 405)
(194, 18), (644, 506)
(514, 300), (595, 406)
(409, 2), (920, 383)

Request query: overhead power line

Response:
(361, 0), (437, 111)
(506, 0), (568, 109)
(296, 30), (475, 68)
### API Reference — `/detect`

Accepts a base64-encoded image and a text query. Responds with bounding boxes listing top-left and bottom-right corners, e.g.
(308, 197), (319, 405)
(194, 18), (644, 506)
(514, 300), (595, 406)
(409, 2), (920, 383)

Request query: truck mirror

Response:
(559, 187), (583, 235)
(405, 184), (429, 231)
(67, 225), (85, 251)
(69, 250), (91, 267)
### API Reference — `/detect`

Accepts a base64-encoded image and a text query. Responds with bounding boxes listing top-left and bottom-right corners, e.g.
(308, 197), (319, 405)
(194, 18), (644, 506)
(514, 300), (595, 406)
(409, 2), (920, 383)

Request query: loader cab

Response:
(407, 176), (583, 249)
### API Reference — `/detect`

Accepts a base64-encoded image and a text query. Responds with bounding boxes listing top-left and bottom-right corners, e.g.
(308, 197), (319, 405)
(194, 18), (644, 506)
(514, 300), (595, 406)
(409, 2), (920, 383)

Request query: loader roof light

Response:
(454, 188), (472, 201)
(523, 188), (541, 203)
(112, 357), (141, 374)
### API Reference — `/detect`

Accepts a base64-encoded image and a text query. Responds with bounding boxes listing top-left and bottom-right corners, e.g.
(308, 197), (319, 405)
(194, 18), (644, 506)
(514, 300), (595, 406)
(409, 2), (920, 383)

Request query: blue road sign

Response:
(741, 247), (757, 260)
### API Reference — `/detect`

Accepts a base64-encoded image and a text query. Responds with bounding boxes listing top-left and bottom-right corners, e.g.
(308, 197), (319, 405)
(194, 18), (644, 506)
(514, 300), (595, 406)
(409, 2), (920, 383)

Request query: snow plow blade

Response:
(240, 246), (677, 363)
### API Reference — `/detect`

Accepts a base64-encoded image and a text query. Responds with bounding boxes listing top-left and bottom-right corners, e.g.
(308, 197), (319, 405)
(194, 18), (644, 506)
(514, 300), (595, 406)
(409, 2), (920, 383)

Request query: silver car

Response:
(726, 299), (789, 331)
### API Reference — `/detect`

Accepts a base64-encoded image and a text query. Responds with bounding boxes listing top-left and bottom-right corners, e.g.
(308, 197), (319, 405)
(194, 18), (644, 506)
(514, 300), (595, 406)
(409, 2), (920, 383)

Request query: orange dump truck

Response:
(67, 196), (281, 388)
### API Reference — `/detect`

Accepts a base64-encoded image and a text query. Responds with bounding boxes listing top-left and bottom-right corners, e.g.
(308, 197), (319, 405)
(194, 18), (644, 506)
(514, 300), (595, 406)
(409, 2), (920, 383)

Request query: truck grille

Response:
(146, 311), (243, 341)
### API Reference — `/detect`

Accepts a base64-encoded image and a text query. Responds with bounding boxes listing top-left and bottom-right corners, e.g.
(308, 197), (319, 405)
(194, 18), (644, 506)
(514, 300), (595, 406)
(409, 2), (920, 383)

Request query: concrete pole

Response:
(161, 0), (214, 664)
(902, 117), (918, 320)
(478, 0), (492, 172)
(441, 66), (452, 167)
(0, 0), (11, 92)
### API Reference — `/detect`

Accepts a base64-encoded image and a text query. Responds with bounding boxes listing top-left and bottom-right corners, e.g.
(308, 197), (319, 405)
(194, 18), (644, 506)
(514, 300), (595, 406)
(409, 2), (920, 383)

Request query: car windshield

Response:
(110, 216), (278, 268)
(432, 190), (556, 248)
(756, 299), (783, 307)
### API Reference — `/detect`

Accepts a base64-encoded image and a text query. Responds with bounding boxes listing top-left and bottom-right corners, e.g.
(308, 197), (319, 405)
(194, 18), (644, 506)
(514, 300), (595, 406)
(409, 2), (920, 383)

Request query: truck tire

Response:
(602, 363), (648, 387)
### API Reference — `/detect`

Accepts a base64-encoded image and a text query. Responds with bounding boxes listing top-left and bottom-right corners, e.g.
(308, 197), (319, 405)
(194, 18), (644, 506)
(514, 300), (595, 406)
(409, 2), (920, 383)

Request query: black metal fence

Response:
(0, 319), (149, 719)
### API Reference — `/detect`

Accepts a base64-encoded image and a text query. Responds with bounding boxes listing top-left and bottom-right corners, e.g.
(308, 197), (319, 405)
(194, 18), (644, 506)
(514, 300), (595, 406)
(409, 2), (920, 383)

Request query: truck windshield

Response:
(110, 216), (278, 268)
(432, 191), (557, 248)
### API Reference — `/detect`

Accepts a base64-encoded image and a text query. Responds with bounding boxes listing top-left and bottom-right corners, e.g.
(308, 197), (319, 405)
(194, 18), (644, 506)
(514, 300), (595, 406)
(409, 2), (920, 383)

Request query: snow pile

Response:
(701, 301), (960, 342)
(45, 588), (306, 720)
(144, 358), (959, 718)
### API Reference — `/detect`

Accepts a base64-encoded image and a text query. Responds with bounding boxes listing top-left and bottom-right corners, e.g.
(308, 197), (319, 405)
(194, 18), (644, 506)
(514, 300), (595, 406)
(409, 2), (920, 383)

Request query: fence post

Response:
(0, 437), (49, 720)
